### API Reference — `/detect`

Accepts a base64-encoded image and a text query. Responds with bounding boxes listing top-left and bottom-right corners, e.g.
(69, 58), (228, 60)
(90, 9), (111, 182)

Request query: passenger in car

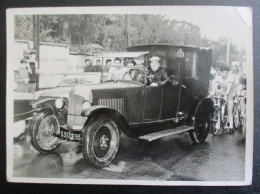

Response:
(146, 56), (172, 86)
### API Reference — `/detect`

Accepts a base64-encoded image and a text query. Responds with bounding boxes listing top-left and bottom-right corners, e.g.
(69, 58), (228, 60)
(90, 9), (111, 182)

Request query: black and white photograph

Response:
(6, 6), (253, 185)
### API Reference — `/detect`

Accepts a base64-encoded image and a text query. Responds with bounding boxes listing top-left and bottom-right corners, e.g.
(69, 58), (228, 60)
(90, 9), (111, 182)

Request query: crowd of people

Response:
(15, 41), (39, 93)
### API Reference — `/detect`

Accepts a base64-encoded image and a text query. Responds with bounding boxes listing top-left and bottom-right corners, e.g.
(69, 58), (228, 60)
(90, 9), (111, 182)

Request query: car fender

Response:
(185, 97), (214, 125)
(31, 97), (57, 109)
(82, 105), (134, 138)
(194, 97), (214, 118)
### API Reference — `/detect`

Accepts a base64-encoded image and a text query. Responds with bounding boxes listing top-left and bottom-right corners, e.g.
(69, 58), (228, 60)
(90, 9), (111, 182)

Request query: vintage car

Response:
(30, 45), (214, 168)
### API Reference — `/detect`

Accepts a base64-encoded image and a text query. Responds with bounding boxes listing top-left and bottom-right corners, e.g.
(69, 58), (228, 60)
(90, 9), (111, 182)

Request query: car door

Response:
(143, 85), (163, 121)
(160, 83), (180, 120)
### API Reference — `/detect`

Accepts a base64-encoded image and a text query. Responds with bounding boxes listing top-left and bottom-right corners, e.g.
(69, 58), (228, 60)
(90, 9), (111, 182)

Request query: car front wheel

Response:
(31, 112), (61, 153)
(82, 115), (120, 168)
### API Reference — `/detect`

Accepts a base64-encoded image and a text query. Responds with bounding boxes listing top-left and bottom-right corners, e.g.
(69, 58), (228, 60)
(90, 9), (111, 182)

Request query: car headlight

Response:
(82, 101), (91, 110)
(55, 98), (65, 109)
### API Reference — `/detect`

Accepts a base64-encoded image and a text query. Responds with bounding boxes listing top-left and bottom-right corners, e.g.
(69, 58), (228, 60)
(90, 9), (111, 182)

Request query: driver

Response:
(146, 56), (171, 86)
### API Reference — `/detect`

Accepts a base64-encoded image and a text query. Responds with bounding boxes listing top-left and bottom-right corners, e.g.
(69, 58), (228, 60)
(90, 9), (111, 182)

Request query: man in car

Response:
(146, 56), (171, 86)
(210, 65), (236, 132)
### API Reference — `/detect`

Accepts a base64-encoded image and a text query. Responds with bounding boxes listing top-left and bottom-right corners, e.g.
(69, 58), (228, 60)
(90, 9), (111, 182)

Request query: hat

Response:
(231, 61), (239, 67)
(149, 56), (161, 62)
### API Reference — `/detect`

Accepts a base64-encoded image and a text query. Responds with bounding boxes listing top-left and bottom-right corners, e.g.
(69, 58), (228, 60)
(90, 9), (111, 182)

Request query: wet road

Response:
(12, 129), (245, 181)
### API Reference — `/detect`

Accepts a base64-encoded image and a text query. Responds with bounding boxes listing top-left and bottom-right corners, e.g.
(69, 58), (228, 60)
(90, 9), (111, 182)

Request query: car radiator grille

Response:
(98, 98), (124, 114)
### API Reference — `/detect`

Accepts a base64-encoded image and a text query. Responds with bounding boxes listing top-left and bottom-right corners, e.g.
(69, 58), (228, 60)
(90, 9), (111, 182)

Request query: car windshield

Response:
(57, 74), (101, 87)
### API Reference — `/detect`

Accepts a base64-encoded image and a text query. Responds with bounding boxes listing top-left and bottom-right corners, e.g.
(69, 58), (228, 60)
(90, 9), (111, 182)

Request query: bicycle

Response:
(210, 96), (231, 135)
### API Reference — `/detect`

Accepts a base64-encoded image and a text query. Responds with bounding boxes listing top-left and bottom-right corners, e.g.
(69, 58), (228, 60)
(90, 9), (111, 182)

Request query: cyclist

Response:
(210, 65), (236, 132)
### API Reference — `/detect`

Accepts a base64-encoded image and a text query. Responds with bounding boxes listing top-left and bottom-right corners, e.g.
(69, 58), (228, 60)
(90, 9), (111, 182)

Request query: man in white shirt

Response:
(210, 65), (236, 131)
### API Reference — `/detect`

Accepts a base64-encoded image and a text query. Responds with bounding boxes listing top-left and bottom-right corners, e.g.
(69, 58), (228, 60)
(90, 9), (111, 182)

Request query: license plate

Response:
(59, 128), (81, 142)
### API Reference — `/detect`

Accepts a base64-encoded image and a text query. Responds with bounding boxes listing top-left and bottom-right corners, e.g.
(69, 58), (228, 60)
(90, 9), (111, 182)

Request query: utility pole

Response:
(33, 15), (40, 90)
(226, 37), (230, 67)
(124, 15), (129, 50)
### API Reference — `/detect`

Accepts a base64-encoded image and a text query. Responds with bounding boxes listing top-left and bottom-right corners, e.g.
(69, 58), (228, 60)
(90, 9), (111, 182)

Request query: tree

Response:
(14, 14), (246, 66)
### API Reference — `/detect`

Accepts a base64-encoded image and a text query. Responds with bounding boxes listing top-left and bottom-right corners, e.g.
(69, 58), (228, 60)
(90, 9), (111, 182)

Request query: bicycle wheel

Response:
(233, 104), (241, 130)
(211, 110), (220, 136)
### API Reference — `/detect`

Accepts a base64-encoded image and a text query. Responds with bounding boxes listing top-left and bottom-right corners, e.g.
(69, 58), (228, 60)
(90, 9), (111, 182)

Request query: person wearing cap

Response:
(146, 56), (171, 86)
(27, 50), (39, 92)
(15, 59), (29, 92)
(84, 59), (96, 72)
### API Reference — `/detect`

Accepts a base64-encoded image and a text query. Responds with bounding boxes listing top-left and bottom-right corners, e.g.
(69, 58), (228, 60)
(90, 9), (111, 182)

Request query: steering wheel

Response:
(122, 68), (145, 82)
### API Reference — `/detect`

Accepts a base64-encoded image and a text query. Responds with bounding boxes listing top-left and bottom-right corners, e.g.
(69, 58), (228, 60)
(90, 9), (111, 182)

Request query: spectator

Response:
(27, 51), (39, 92)
(106, 59), (112, 66)
(23, 41), (36, 60)
(84, 59), (96, 72)
(16, 59), (29, 92)
(95, 59), (102, 72)
(114, 57), (121, 66)
(107, 58), (125, 80)
(125, 59), (136, 67)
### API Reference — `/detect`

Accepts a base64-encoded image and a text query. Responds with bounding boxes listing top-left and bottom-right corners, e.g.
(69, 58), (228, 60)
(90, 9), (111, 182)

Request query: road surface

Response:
(12, 127), (245, 182)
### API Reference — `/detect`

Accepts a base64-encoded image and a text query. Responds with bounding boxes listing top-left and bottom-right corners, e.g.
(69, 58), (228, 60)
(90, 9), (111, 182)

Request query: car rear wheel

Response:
(82, 115), (120, 168)
(31, 112), (61, 153)
(189, 108), (210, 143)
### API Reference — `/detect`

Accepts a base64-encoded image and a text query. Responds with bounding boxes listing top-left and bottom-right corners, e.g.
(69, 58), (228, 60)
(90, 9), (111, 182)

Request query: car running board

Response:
(138, 125), (194, 142)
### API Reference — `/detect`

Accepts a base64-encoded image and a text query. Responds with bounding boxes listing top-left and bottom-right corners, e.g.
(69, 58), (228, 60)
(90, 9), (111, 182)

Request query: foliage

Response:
(14, 14), (245, 66)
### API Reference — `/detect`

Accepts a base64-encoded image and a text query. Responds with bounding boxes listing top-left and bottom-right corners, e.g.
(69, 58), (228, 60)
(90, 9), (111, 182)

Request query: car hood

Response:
(35, 87), (73, 99)
(86, 82), (140, 90)
(73, 82), (142, 101)
(37, 82), (141, 99)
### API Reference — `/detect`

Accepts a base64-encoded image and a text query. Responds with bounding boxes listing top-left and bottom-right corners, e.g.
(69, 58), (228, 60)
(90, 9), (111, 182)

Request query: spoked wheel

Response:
(31, 112), (61, 153)
(211, 110), (221, 136)
(82, 115), (120, 168)
(189, 108), (210, 143)
(233, 104), (241, 130)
